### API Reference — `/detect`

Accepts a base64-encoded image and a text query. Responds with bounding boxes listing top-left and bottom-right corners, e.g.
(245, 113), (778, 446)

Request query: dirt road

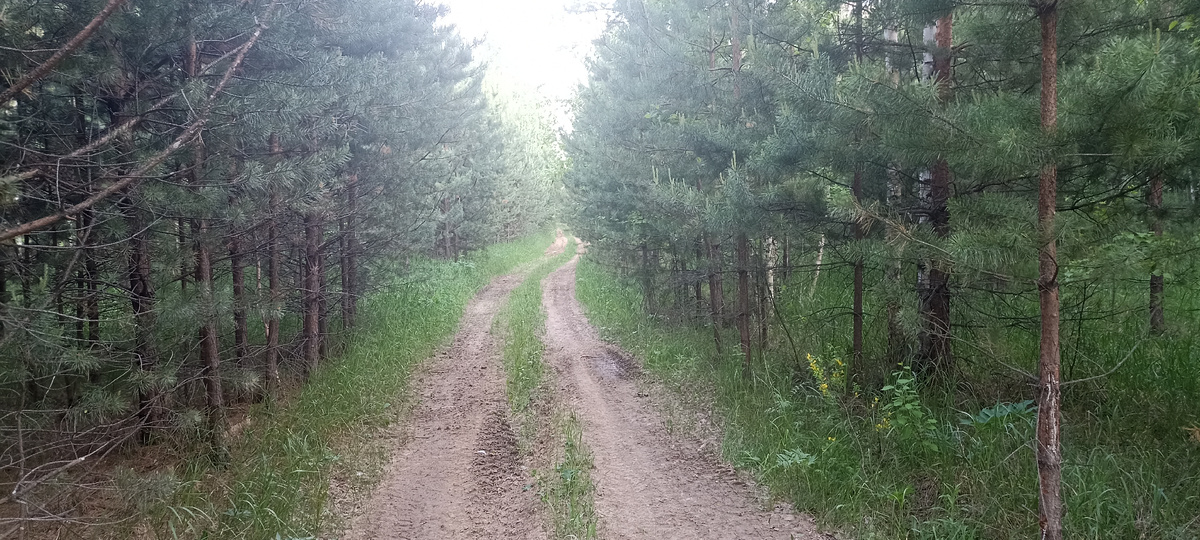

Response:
(346, 273), (544, 540)
(346, 247), (822, 539)
(541, 255), (822, 540)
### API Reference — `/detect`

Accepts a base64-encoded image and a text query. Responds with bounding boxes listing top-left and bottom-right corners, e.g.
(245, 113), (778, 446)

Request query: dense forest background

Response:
(0, 0), (562, 535)
(3, 0), (1200, 537)
(565, 0), (1200, 538)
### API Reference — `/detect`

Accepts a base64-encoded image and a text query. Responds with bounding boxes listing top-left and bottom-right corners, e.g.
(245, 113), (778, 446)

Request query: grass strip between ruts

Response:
(494, 239), (600, 540)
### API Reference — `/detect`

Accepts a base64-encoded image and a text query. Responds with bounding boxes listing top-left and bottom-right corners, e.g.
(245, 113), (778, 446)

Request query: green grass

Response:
(125, 232), (554, 539)
(574, 256), (1200, 540)
(493, 239), (599, 539)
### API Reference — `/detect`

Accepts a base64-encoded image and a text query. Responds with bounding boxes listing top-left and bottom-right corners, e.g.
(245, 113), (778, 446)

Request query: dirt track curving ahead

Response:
(541, 254), (823, 540)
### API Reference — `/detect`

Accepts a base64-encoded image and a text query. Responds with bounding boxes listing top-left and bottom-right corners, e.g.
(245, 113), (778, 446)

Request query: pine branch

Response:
(0, 0), (129, 105)
(0, 17), (271, 243)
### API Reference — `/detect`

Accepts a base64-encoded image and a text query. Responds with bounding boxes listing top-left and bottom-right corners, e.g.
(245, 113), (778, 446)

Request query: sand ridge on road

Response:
(345, 273), (545, 540)
(541, 254), (824, 540)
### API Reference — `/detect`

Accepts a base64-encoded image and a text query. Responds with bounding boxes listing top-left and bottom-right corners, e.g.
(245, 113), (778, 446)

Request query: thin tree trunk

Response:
(440, 197), (451, 259)
(264, 134), (282, 396)
(708, 236), (724, 353)
(918, 13), (955, 377)
(845, 0), (866, 391)
(781, 235), (790, 283)
(303, 212), (321, 378)
(229, 230), (248, 367)
(809, 234), (825, 299)
(1148, 172), (1165, 334)
(341, 173), (358, 328)
(196, 217), (224, 451)
(178, 219), (189, 294)
(736, 232), (751, 377)
(125, 201), (161, 443)
(1035, 4), (1063, 539)
(694, 240), (704, 319)
(229, 163), (249, 369)
(0, 247), (6, 337)
(641, 242), (654, 310)
(184, 52), (225, 448)
(317, 244), (328, 360)
(883, 27), (907, 366)
(851, 169), (865, 390)
(886, 166), (907, 365)
(759, 239), (770, 352)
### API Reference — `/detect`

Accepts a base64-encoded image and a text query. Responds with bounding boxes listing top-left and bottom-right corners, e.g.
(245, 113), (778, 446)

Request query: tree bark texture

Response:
(1036, 4), (1064, 539)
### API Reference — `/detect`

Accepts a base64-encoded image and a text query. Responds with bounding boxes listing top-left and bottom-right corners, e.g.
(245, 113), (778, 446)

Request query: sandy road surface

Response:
(345, 273), (545, 540)
(541, 255), (824, 540)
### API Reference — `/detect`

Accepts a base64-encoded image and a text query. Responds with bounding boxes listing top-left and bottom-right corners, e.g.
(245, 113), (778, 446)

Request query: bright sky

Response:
(435, 0), (609, 104)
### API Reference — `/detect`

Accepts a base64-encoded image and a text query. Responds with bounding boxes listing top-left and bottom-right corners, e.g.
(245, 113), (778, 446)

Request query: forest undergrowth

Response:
(494, 239), (601, 539)
(574, 257), (1200, 539)
(117, 232), (554, 539)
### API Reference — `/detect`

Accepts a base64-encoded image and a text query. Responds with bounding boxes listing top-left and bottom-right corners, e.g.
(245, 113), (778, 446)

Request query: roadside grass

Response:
(574, 256), (1200, 539)
(493, 241), (600, 540)
(132, 232), (553, 539)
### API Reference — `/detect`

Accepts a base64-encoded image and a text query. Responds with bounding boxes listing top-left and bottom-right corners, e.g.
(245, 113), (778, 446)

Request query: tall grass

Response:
(493, 243), (600, 539)
(574, 256), (1200, 539)
(129, 232), (553, 539)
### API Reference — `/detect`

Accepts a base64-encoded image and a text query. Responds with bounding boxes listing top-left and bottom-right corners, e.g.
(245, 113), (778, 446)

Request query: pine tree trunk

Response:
(340, 220), (351, 329)
(186, 79), (226, 449)
(1035, 4), (1063, 539)
(178, 218), (189, 293)
(84, 211), (100, 346)
(341, 174), (358, 328)
(737, 232), (751, 377)
(758, 240), (769, 351)
(317, 244), (328, 360)
(440, 197), (451, 259)
(125, 200), (161, 443)
(303, 212), (321, 378)
(781, 235), (790, 283)
(918, 13), (955, 377)
(851, 169), (864, 389)
(228, 161), (249, 371)
(848, 0), (866, 389)
(708, 235), (724, 353)
(0, 248), (6, 338)
(264, 134), (282, 396)
(694, 241), (704, 319)
(681, 254), (691, 316)
(229, 229), (248, 367)
(886, 166), (907, 365)
(641, 242), (654, 310)
(20, 235), (31, 311)
(1148, 172), (1165, 334)
(196, 217), (225, 451)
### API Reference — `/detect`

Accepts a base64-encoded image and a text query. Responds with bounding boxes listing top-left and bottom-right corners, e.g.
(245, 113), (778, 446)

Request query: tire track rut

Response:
(346, 273), (545, 540)
(541, 255), (824, 540)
